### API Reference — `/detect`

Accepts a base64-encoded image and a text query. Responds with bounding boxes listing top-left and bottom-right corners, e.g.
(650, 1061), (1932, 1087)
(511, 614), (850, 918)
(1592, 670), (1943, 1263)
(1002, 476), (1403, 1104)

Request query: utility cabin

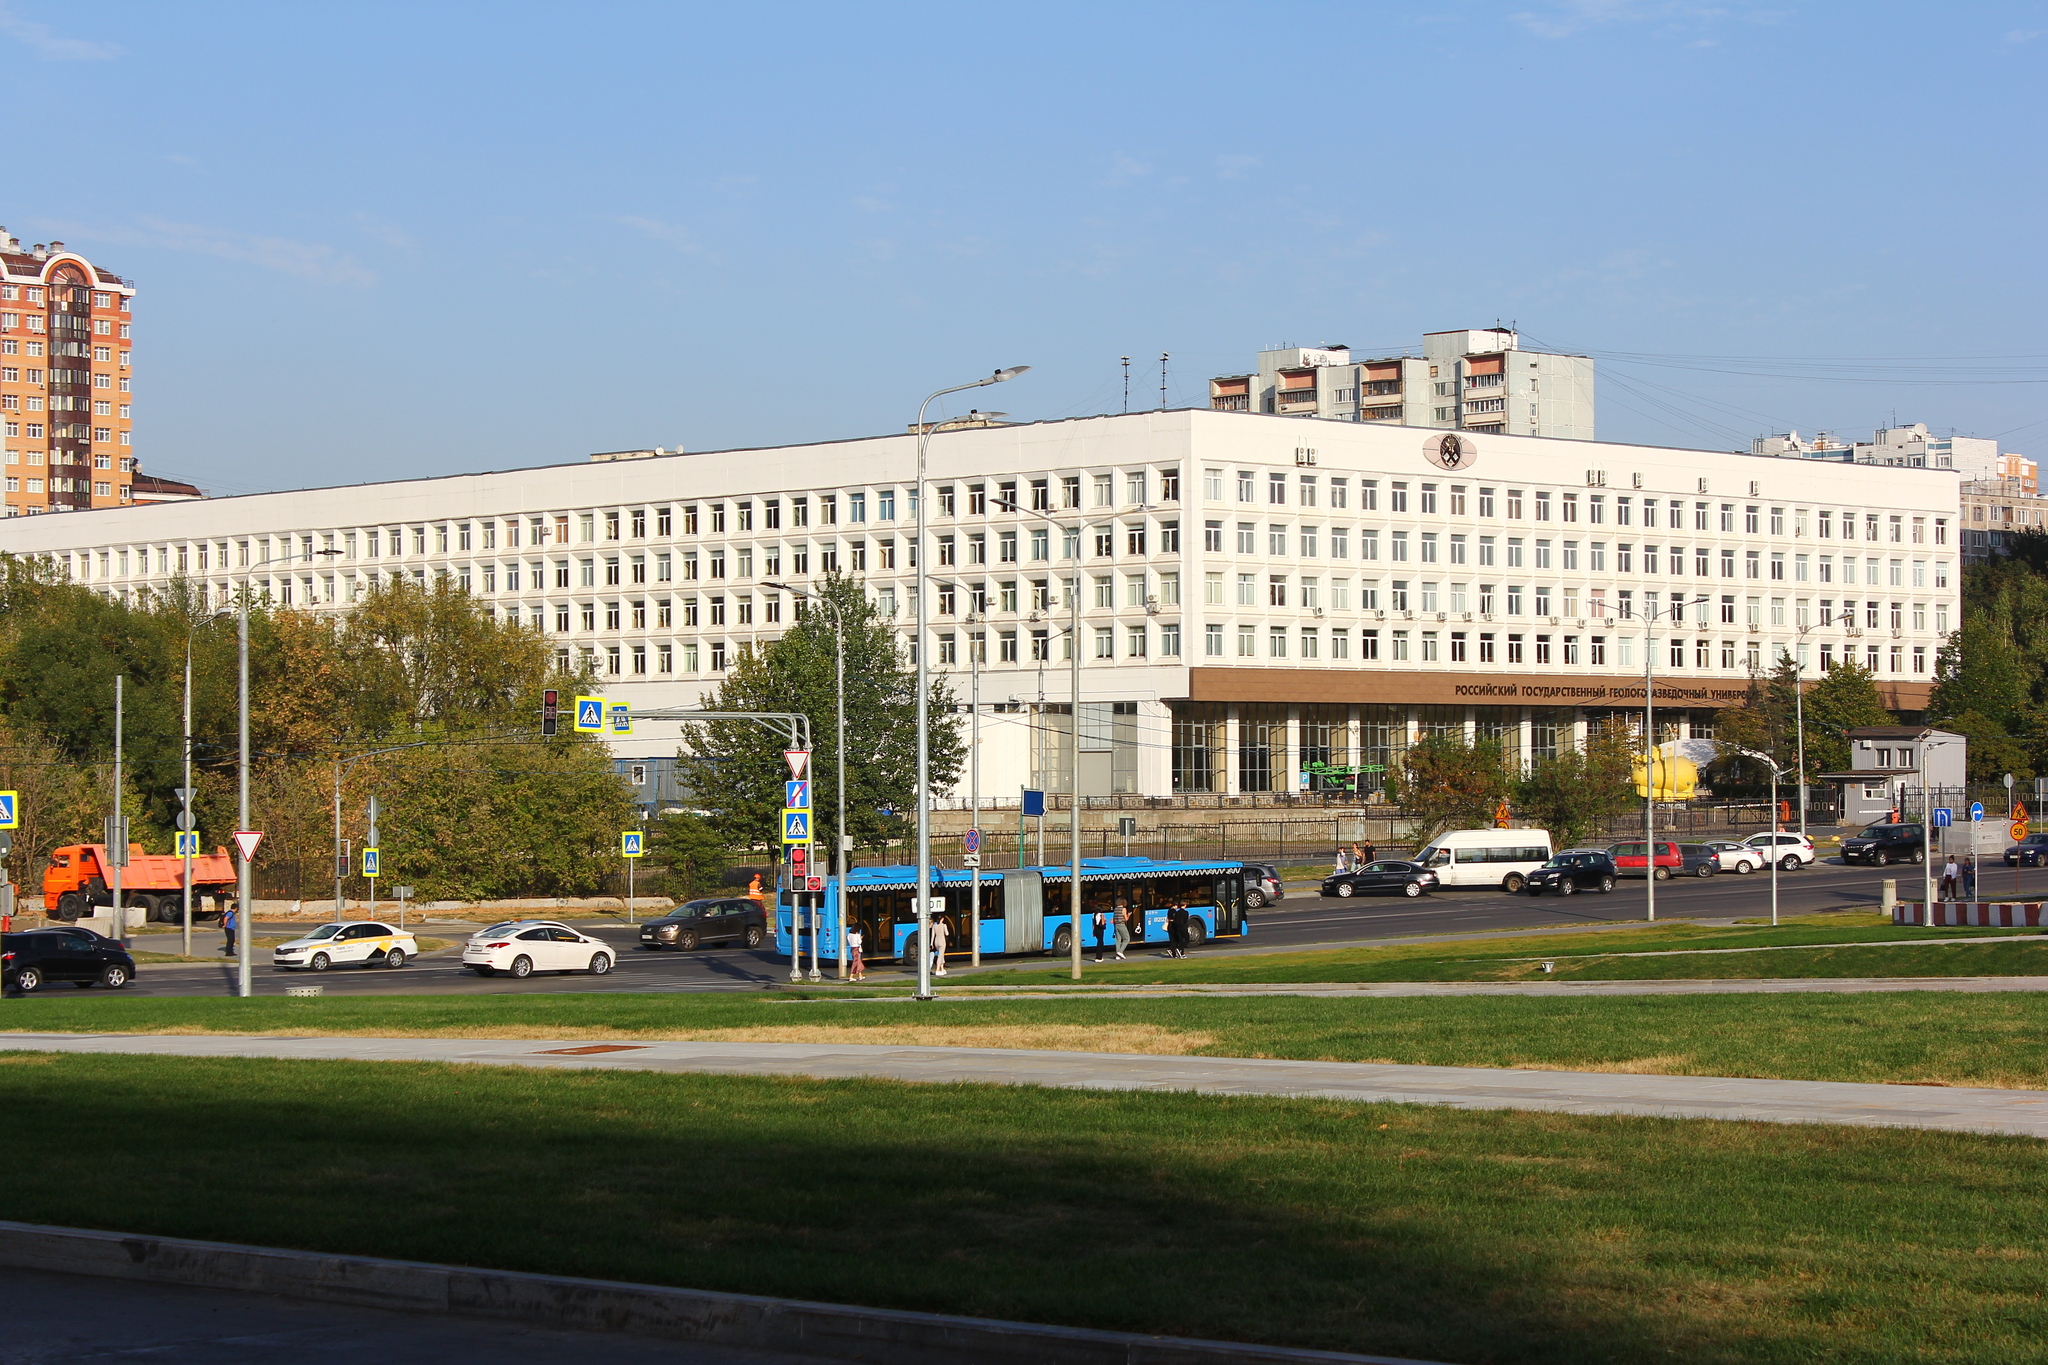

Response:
(1817, 727), (1968, 828)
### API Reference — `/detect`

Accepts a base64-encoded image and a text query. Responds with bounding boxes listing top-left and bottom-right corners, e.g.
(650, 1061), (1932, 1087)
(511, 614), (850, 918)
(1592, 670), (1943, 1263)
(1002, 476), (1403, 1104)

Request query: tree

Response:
(1801, 660), (1895, 779)
(689, 574), (964, 856)
(1513, 721), (1637, 848)
(1387, 735), (1511, 841)
(1939, 710), (2033, 784)
(643, 811), (732, 901)
(1709, 657), (1804, 797)
(1929, 619), (2031, 731)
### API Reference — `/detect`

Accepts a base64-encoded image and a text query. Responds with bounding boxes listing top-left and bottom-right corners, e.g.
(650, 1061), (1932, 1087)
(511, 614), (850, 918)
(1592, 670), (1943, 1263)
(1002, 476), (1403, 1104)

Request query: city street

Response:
(57, 856), (2048, 1000)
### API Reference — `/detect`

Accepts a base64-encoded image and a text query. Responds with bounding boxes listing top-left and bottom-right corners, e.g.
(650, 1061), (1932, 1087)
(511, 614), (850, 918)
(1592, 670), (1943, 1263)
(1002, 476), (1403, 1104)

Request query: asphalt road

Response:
(53, 856), (2048, 1000)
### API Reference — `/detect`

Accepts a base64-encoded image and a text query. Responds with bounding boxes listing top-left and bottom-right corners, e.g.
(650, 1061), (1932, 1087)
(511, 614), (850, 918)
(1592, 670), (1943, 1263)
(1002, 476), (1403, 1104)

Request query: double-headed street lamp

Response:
(763, 579), (847, 982)
(912, 368), (1029, 1000)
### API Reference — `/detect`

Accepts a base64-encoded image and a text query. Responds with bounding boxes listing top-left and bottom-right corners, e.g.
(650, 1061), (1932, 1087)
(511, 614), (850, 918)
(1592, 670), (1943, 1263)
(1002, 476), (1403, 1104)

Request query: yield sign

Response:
(784, 749), (810, 779)
(232, 830), (265, 862)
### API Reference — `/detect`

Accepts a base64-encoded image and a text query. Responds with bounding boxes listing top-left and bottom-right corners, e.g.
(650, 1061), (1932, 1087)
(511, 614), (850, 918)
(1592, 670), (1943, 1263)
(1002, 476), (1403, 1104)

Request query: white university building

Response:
(0, 409), (1958, 805)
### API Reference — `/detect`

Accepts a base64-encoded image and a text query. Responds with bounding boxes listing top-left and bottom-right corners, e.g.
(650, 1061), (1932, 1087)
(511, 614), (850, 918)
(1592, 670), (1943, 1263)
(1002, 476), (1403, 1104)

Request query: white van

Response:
(1410, 829), (1554, 892)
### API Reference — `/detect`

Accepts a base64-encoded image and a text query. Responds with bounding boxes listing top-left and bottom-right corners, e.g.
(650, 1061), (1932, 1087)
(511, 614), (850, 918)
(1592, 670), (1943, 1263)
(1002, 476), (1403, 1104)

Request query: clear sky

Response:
(8, 0), (2046, 494)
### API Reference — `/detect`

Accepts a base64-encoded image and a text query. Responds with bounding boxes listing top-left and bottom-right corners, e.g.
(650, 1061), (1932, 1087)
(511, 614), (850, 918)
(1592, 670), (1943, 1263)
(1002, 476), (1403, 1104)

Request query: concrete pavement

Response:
(7, 1030), (2045, 1139)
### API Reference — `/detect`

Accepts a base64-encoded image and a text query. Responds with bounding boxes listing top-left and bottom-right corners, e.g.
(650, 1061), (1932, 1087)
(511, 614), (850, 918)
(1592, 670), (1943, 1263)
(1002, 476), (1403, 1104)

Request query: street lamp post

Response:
(765, 580), (849, 980)
(968, 618), (982, 968)
(912, 368), (1029, 1000)
(994, 491), (1088, 981)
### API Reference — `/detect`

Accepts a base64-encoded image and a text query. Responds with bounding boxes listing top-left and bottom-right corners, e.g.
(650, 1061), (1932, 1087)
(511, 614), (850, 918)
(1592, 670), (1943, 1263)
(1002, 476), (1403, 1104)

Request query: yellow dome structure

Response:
(1633, 749), (1698, 801)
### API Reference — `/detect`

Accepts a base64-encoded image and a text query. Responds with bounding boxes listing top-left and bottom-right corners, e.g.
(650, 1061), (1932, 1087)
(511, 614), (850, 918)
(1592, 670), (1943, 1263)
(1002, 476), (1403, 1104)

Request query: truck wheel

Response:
(56, 893), (85, 922)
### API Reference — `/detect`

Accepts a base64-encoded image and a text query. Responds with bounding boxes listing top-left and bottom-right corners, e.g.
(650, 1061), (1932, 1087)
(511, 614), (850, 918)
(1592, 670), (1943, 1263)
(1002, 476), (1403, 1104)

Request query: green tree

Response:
(1929, 619), (2031, 731)
(689, 575), (964, 855)
(1387, 735), (1511, 842)
(1939, 710), (2033, 784)
(1513, 722), (1638, 848)
(643, 811), (733, 901)
(1801, 660), (1895, 778)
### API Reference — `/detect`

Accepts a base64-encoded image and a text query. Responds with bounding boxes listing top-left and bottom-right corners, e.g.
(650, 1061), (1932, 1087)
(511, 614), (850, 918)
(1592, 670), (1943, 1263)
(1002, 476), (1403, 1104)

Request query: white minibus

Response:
(1409, 828), (1555, 892)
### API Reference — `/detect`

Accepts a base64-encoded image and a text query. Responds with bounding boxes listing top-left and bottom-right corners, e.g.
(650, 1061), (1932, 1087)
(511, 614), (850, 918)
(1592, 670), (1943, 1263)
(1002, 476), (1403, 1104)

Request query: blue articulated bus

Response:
(776, 858), (1249, 965)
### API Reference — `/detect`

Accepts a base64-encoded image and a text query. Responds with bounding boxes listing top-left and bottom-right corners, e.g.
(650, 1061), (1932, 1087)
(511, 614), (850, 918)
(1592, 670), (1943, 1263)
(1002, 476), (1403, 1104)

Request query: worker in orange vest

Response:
(747, 873), (766, 904)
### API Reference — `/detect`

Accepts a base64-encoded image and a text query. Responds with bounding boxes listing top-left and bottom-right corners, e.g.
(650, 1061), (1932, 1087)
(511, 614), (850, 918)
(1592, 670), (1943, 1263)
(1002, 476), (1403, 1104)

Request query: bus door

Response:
(1002, 871), (1043, 954)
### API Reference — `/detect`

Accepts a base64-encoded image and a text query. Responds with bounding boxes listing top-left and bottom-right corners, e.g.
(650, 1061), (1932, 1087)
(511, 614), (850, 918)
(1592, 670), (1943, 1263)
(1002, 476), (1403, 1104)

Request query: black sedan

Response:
(1320, 860), (1438, 899)
(1524, 852), (1619, 896)
(2, 926), (136, 992)
(638, 897), (769, 951)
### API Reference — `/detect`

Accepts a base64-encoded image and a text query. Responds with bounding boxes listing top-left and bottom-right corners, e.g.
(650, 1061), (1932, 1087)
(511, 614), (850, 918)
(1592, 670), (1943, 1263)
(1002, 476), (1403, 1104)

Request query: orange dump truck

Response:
(43, 843), (237, 923)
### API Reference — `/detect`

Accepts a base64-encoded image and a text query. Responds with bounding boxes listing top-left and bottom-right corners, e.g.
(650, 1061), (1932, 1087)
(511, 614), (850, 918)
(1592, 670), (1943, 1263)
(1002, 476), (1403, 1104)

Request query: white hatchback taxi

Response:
(274, 921), (418, 972)
(463, 921), (614, 979)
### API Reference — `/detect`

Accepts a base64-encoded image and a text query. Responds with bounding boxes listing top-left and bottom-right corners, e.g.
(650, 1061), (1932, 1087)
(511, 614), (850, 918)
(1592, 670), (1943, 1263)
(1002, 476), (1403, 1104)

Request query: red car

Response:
(1607, 841), (1717, 880)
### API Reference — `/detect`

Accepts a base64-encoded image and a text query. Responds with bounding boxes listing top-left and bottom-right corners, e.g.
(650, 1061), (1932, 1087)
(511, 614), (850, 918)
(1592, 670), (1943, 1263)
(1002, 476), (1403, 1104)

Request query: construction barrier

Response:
(1894, 901), (2048, 927)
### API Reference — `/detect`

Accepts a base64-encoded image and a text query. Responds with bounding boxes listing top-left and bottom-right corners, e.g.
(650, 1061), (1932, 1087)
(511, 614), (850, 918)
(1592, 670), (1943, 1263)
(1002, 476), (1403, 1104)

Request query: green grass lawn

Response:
(958, 914), (2048, 986)
(0, 1053), (2041, 1363)
(9, 989), (2048, 1088)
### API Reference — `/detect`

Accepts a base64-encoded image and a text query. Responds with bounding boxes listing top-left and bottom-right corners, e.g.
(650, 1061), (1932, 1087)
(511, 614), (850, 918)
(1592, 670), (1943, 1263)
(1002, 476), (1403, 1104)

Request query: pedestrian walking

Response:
(221, 901), (238, 957)
(928, 914), (949, 976)
(1940, 857), (1960, 900)
(847, 924), (865, 981)
(1113, 899), (1131, 960)
(1092, 904), (1109, 963)
(1357, 839), (1376, 867)
(1961, 860), (1977, 901)
(1333, 848), (1349, 875)
(1167, 902), (1189, 958)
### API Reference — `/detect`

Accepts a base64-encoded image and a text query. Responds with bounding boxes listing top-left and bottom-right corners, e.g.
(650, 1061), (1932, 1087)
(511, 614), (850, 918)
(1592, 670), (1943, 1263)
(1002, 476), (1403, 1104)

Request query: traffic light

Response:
(542, 688), (560, 736)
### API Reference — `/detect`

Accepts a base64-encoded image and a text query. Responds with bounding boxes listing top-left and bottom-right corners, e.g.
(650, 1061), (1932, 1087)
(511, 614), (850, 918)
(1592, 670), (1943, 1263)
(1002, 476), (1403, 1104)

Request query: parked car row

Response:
(1316, 828), (1821, 898)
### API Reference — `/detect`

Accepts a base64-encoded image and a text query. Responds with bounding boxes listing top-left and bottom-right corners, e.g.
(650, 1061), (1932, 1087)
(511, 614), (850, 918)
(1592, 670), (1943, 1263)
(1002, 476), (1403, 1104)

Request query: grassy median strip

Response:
(0, 1052), (2040, 1363)
(958, 914), (2048, 986)
(8, 990), (2048, 1089)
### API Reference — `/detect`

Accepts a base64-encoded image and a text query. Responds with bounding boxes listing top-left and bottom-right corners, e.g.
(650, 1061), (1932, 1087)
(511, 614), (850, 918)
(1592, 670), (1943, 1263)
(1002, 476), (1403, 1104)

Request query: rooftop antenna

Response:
(1121, 356), (1130, 414)
(1159, 352), (1169, 410)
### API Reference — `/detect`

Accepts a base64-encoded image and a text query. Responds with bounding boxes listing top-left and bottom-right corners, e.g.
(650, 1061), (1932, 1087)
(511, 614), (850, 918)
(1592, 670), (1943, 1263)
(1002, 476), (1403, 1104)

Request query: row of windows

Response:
(0, 339), (127, 362)
(0, 284), (131, 310)
(1195, 625), (1931, 673)
(1199, 469), (1949, 543)
(2, 423), (128, 444)
(1198, 520), (1953, 581)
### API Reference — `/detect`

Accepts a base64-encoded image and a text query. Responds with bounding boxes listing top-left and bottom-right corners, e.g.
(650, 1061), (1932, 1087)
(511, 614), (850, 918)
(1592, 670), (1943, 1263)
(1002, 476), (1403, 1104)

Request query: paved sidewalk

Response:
(6, 1031), (2045, 1140)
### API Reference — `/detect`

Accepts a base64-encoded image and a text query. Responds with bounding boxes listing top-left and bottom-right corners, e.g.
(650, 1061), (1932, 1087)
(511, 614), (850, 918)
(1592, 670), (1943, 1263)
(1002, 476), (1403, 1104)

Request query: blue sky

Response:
(7, 1), (2045, 493)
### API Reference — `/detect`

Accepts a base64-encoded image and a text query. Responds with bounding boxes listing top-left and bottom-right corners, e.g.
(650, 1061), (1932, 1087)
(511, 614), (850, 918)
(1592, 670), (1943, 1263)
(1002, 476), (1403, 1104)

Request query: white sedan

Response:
(463, 921), (614, 978)
(274, 921), (418, 972)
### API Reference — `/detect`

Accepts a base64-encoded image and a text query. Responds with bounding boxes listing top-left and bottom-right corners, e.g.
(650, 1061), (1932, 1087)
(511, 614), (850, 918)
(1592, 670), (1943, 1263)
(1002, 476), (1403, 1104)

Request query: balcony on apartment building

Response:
(1209, 375), (1252, 412)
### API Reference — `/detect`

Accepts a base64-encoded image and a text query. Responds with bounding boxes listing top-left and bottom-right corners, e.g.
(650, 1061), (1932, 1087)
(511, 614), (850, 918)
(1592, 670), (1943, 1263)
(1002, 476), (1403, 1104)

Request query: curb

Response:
(0, 1220), (1441, 1365)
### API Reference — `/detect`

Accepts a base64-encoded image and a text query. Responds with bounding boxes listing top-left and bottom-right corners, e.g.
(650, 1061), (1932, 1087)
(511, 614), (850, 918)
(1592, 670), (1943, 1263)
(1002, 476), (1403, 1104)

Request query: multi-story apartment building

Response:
(1960, 478), (2048, 565)
(0, 408), (1954, 801)
(1757, 423), (2025, 483)
(1210, 330), (1595, 440)
(0, 230), (136, 517)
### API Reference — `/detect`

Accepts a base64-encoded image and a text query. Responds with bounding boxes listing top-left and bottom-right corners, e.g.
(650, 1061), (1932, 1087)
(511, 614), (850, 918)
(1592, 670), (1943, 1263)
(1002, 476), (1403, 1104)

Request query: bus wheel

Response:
(1050, 926), (1071, 957)
(901, 931), (924, 967)
(1184, 919), (1208, 949)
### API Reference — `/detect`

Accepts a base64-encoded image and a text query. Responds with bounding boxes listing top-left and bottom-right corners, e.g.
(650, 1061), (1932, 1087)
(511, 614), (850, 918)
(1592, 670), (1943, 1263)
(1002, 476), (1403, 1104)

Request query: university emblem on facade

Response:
(1425, 433), (1474, 471)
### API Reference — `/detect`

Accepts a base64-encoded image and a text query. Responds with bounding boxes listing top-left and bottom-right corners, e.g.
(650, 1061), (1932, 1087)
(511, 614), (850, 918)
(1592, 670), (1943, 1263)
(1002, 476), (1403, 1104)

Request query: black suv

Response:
(3, 927), (136, 993)
(1841, 823), (1926, 866)
(639, 897), (768, 951)
(1524, 851), (1619, 896)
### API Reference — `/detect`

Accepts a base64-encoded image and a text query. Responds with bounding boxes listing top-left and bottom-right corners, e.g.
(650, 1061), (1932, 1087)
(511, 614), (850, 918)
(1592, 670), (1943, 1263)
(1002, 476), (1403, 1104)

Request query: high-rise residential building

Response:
(1, 229), (136, 517)
(1211, 329), (1595, 439)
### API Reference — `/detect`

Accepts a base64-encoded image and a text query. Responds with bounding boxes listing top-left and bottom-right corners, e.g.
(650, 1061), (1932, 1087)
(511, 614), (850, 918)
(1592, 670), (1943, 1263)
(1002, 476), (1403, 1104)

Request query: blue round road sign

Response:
(1970, 802), (1986, 821)
(963, 828), (981, 855)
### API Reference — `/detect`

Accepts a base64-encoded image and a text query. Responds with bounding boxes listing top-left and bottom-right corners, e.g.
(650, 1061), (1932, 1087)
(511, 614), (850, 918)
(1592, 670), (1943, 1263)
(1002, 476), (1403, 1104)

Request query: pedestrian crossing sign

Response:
(574, 696), (605, 732)
(609, 703), (632, 735)
(363, 847), (380, 878)
(781, 809), (812, 844)
(175, 831), (199, 857)
(0, 790), (15, 829)
(621, 831), (644, 858)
